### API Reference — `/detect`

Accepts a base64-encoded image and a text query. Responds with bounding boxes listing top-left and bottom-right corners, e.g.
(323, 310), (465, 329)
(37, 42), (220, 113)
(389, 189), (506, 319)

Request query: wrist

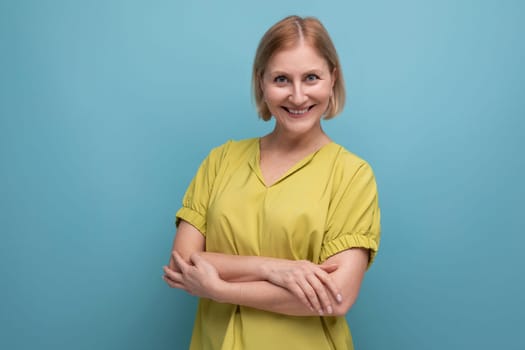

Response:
(259, 257), (278, 281)
(259, 261), (270, 281)
(210, 279), (234, 304)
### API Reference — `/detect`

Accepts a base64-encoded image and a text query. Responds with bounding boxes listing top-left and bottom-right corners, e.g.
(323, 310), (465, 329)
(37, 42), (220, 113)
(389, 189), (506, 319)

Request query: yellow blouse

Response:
(176, 138), (381, 350)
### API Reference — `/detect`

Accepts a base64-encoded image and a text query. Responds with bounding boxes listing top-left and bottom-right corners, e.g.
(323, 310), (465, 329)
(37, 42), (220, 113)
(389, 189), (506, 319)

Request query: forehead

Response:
(265, 43), (330, 74)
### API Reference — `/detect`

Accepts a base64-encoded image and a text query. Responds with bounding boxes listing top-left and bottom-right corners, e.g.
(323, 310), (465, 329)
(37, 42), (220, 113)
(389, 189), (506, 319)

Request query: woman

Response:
(163, 15), (381, 350)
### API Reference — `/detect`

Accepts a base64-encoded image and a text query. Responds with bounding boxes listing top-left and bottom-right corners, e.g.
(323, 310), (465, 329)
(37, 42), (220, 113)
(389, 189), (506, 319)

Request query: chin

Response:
(277, 118), (323, 136)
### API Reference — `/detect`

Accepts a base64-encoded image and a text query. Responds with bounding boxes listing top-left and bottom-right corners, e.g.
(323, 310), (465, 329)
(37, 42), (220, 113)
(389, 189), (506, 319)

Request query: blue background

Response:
(1, 1), (523, 349)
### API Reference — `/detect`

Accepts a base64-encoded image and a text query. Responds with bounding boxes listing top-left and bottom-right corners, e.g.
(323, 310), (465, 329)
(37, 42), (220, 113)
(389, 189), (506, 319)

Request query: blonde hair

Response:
(252, 15), (346, 121)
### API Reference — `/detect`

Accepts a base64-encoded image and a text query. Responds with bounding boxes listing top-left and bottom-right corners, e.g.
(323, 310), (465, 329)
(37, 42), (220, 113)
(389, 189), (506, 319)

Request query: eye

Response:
(305, 74), (320, 82)
(274, 75), (289, 84)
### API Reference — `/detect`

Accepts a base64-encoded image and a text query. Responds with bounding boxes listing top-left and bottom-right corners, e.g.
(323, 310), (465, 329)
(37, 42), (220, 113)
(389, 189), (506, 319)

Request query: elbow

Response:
(173, 249), (202, 263)
(172, 248), (188, 263)
(332, 294), (358, 317)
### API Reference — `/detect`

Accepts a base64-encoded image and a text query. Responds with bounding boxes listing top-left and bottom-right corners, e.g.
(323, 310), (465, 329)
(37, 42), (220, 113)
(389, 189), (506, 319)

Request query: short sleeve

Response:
(175, 142), (230, 235)
(320, 161), (381, 268)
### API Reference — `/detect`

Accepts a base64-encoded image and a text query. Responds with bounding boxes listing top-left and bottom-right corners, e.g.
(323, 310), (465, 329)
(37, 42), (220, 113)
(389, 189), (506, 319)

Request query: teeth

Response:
(288, 108), (309, 115)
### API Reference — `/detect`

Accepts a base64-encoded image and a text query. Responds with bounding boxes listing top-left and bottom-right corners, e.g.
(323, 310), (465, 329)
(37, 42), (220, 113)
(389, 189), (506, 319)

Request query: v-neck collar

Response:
(248, 138), (335, 188)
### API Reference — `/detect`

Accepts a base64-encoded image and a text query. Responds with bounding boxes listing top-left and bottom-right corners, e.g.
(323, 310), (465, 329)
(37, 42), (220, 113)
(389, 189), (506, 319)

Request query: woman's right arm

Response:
(169, 221), (264, 281)
(168, 221), (267, 281)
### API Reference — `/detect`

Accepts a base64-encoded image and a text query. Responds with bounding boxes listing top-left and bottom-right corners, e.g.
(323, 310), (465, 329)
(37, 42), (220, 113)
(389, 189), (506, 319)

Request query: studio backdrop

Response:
(1, 1), (523, 349)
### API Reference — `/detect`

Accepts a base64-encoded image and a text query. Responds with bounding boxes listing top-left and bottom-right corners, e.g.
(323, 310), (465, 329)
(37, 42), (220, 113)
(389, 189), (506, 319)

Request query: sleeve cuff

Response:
(175, 207), (207, 236)
(320, 233), (379, 268)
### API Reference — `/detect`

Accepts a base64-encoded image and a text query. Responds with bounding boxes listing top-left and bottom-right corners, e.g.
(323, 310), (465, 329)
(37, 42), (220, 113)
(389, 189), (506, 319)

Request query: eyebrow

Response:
(268, 69), (326, 76)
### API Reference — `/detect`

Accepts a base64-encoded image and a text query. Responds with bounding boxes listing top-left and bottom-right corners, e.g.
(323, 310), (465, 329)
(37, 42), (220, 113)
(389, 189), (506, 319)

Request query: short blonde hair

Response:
(252, 15), (346, 121)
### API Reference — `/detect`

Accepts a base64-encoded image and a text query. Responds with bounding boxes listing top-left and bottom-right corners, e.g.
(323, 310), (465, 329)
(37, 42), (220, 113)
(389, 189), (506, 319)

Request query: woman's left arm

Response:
(321, 248), (369, 315)
(221, 248), (369, 316)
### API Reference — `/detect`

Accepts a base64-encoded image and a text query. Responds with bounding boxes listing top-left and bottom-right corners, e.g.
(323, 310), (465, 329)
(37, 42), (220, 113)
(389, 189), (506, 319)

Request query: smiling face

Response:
(261, 42), (336, 138)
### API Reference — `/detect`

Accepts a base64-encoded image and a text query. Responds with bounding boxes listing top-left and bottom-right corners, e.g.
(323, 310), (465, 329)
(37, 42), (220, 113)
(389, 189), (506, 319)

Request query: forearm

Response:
(172, 221), (275, 282)
(214, 279), (341, 317)
(210, 248), (370, 317)
(197, 252), (281, 282)
(168, 221), (346, 315)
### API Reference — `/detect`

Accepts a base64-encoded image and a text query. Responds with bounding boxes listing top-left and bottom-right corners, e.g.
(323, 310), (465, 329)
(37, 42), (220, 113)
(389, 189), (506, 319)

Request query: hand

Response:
(261, 259), (342, 315)
(163, 251), (225, 301)
(167, 252), (179, 272)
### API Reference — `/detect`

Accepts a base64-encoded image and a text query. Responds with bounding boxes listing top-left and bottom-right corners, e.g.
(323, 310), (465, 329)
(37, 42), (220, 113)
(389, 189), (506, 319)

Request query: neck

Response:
(263, 125), (331, 152)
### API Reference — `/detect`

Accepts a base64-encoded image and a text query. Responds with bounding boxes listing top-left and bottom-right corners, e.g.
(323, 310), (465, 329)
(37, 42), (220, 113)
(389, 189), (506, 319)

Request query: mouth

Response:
(282, 105), (315, 117)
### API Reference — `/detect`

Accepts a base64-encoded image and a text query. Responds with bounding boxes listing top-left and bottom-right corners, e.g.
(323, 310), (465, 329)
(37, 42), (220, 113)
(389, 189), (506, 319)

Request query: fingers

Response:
(189, 252), (203, 265)
(286, 267), (331, 315)
(163, 265), (188, 292)
(292, 273), (333, 315)
(172, 251), (190, 273)
(296, 263), (342, 314)
(163, 265), (182, 283)
(268, 260), (341, 315)
(168, 254), (177, 270)
(305, 273), (333, 314)
(288, 284), (315, 312)
(297, 277), (326, 315)
(314, 269), (342, 304)
(162, 274), (187, 291)
(319, 263), (338, 273)
(164, 252), (219, 299)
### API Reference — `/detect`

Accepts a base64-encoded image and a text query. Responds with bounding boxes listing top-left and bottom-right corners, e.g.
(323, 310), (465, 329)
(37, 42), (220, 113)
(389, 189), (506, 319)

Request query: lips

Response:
(283, 105), (315, 116)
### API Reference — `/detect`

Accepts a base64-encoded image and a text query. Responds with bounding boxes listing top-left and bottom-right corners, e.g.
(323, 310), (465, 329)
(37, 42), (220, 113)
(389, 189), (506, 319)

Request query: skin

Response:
(261, 41), (335, 147)
(163, 42), (370, 317)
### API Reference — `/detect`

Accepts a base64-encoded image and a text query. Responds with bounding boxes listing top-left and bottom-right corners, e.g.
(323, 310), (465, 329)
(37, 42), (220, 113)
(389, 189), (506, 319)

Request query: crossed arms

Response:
(163, 220), (369, 317)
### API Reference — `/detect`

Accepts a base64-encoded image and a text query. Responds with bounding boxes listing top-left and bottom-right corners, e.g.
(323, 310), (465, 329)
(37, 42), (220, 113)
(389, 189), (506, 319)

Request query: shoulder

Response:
(324, 143), (374, 179)
(324, 144), (379, 209)
(204, 138), (258, 166)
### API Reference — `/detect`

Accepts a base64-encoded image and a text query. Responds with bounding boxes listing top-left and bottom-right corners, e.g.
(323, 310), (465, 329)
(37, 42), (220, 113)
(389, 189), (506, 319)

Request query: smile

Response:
(283, 105), (314, 116)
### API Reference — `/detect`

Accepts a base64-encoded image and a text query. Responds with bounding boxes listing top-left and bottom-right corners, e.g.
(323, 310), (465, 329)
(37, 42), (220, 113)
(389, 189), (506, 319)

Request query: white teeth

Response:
(288, 108), (309, 115)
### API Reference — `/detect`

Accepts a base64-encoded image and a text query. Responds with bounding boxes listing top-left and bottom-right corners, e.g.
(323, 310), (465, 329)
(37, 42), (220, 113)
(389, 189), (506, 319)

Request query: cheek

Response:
(264, 87), (288, 105)
(309, 86), (332, 103)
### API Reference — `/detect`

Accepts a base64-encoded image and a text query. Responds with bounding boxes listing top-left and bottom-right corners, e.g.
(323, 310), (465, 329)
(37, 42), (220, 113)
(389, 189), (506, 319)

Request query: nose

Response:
(289, 82), (307, 105)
